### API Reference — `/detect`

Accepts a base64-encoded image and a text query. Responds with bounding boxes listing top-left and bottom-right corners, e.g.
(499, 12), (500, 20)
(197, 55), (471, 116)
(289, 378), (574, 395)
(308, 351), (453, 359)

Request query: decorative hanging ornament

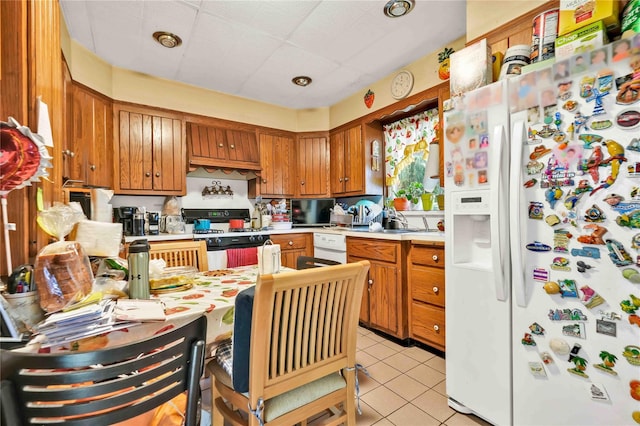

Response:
(1, 117), (52, 196)
(438, 47), (455, 80)
(364, 89), (375, 109)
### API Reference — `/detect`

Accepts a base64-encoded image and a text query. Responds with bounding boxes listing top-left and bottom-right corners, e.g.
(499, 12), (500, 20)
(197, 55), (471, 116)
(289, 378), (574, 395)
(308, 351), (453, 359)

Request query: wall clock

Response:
(390, 70), (414, 100)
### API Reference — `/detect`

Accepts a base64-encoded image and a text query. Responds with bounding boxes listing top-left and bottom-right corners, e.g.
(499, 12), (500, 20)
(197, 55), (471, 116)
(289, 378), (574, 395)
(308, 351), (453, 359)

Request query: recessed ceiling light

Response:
(153, 31), (182, 48)
(383, 0), (415, 18)
(292, 76), (312, 87)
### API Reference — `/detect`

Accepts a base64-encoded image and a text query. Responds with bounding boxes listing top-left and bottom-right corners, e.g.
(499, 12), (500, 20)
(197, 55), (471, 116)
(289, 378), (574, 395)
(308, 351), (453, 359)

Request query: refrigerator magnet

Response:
(576, 260), (594, 273)
(595, 319), (617, 337)
(549, 338), (571, 355)
(578, 133), (603, 148)
(533, 267), (549, 281)
(586, 383), (609, 401)
(580, 285), (605, 309)
(627, 137), (640, 152)
(551, 257), (570, 271)
(527, 241), (551, 252)
(540, 352), (553, 364)
(616, 109), (640, 129)
(521, 333), (536, 346)
(528, 362), (547, 377)
(620, 297), (639, 314)
(577, 224), (607, 245)
(605, 239), (633, 266)
(529, 322), (545, 335)
(558, 279), (579, 298)
(548, 308), (587, 321)
(528, 202), (545, 220)
(562, 323), (587, 340)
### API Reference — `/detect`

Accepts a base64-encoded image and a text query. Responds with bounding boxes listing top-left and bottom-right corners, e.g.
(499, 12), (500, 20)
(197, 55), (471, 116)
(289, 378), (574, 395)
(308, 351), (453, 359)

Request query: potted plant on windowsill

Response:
(394, 181), (424, 211)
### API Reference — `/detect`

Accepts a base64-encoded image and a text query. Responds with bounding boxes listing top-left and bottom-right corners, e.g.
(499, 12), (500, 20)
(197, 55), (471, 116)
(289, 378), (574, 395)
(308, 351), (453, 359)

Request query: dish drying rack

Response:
(329, 212), (382, 229)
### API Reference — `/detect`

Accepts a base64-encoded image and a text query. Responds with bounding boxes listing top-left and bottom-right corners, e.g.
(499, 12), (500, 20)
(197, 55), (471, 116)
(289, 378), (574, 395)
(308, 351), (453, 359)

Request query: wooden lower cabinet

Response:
(347, 237), (406, 339)
(408, 242), (445, 351)
(269, 233), (312, 269)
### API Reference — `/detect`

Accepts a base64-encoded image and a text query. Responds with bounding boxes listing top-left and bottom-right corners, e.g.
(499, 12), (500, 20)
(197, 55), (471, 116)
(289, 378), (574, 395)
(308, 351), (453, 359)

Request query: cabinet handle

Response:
(218, 143), (224, 148)
(89, 164), (96, 171)
(368, 279), (373, 285)
(433, 324), (440, 332)
(62, 149), (75, 158)
(288, 241), (293, 246)
(300, 181), (305, 185)
(432, 255), (439, 261)
(229, 144), (235, 149)
(339, 178), (343, 182)
(433, 286), (439, 294)
(262, 179), (267, 184)
(155, 172), (161, 177)
(145, 172), (151, 177)
(344, 177), (349, 182)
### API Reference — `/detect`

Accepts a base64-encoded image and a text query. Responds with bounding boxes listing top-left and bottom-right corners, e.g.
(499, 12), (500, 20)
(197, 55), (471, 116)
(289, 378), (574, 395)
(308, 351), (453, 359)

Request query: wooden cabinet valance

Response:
(187, 122), (260, 172)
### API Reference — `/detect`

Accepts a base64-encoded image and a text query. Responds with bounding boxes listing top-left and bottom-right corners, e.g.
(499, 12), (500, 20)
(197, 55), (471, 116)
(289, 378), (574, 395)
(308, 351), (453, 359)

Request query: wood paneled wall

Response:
(1, 0), (63, 276)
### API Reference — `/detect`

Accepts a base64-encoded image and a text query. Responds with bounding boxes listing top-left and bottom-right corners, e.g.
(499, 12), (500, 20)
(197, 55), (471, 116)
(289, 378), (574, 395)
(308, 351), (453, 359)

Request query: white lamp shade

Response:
(425, 141), (440, 180)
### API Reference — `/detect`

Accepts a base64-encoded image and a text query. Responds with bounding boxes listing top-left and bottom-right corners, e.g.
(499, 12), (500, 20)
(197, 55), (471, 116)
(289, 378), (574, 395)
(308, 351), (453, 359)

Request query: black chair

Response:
(0, 315), (207, 426)
(296, 255), (341, 270)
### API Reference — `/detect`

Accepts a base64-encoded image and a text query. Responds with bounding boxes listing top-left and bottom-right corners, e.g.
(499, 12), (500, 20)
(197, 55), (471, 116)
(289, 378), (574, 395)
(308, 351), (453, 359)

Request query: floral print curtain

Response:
(384, 108), (439, 192)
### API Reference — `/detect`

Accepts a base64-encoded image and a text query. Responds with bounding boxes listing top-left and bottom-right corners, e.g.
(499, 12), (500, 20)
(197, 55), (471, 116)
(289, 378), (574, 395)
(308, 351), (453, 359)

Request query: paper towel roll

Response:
(91, 188), (114, 222)
(258, 243), (281, 275)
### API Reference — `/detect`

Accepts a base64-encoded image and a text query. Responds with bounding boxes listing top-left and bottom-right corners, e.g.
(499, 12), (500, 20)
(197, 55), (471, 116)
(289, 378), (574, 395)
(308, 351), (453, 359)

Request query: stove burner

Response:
(193, 229), (224, 234)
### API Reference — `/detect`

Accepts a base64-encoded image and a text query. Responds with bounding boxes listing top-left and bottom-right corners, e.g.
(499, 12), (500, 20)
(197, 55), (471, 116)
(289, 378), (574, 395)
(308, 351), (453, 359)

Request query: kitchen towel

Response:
(227, 247), (258, 268)
(257, 242), (281, 275)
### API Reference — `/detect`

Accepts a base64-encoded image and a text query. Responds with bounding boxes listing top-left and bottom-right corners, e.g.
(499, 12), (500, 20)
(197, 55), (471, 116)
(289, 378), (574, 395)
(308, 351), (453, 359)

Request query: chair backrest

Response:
(149, 240), (209, 271)
(296, 255), (341, 270)
(1, 315), (207, 426)
(249, 260), (369, 406)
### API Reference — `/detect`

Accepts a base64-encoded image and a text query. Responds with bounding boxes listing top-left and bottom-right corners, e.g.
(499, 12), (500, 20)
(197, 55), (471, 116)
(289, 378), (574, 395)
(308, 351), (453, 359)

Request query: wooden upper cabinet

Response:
(65, 82), (113, 188)
(186, 122), (260, 171)
(330, 125), (361, 195)
(249, 132), (296, 198)
(296, 134), (330, 198)
(331, 123), (382, 196)
(114, 104), (185, 195)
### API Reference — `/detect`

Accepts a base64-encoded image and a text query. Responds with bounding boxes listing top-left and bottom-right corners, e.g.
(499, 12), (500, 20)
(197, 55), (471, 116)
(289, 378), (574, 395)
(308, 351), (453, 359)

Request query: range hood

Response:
(187, 167), (260, 181)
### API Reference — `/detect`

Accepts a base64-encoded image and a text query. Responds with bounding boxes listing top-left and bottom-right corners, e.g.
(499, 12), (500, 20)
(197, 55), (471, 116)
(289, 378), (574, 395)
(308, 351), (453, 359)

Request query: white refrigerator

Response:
(444, 38), (640, 426)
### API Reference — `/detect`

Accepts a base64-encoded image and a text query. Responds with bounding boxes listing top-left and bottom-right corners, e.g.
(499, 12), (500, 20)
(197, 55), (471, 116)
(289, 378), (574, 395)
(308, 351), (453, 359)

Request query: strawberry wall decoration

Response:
(364, 89), (375, 109)
(438, 47), (455, 81)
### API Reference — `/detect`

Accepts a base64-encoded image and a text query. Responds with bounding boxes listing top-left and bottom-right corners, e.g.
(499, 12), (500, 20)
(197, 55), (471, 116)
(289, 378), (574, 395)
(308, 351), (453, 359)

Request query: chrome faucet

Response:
(394, 211), (409, 229)
(422, 216), (430, 231)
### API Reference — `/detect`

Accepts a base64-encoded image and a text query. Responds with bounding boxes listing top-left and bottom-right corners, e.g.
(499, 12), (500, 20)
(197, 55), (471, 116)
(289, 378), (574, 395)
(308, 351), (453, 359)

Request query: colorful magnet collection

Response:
(511, 42), (640, 414)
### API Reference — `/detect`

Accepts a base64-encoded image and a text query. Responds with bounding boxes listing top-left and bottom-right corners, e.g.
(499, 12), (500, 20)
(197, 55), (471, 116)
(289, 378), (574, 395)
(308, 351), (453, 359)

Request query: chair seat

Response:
(208, 360), (346, 423)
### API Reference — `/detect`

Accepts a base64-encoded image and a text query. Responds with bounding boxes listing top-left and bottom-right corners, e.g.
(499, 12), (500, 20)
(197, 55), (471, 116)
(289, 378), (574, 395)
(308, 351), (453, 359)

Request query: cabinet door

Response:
(116, 107), (184, 194)
(270, 233), (311, 269)
(152, 115), (184, 192)
(297, 135), (329, 198)
(256, 133), (295, 198)
(68, 84), (113, 188)
(329, 130), (346, 194)
(343, 125), (364, 194)
(368, 260), (400, 335)
(226, 129), (259, 165)
(188, 123), (228, 163)
(330, 125), (364, 195)
(89, 93), (113, 188)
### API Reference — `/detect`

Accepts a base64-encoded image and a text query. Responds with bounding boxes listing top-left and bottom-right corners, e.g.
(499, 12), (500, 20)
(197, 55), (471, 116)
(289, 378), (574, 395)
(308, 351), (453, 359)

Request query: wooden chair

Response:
(207, 260), (370, 426)
(0, 315), (207, 426)
(296, 255), (341, 270)
(149, 240), (209, 271)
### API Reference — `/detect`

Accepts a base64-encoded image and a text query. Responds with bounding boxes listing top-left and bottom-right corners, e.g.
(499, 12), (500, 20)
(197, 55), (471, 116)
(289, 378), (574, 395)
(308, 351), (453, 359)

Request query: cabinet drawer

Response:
(411, 266), (445, 307)
(347, 238), (398, 263)
(410, 245), (444, 268)
(411, 302), (445, 349)
(270, 234), (308, 251)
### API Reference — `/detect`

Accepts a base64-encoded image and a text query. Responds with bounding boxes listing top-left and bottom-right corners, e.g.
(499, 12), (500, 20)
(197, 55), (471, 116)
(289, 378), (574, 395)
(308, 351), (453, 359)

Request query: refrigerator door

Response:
(444, 80), (513, 426)
(509, 44), (640, 426)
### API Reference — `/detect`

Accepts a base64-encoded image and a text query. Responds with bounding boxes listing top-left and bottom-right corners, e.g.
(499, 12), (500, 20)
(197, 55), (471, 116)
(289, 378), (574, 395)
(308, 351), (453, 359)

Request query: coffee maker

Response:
(147, 211), (160, 235)
(113, 207), (137, 236)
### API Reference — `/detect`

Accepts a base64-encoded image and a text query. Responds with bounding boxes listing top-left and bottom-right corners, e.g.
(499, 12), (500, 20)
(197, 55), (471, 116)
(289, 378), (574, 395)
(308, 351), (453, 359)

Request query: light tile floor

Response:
(202, 326), (493, 426)
(347, 326), (492, 426)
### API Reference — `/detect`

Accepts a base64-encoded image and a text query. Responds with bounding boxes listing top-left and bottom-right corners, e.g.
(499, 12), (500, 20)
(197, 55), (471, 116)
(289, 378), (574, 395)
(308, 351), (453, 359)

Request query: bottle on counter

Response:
(252, 205), (262, 229)
(128, 239), (150, 299)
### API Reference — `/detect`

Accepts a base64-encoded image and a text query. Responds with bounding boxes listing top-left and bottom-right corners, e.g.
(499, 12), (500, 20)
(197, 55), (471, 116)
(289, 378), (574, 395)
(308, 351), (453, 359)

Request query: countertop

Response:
(124, 227), (444, 244)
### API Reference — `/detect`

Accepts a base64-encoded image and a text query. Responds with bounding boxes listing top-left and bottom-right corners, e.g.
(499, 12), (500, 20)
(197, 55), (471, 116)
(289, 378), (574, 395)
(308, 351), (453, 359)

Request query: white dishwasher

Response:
(313, 232), (347, 264)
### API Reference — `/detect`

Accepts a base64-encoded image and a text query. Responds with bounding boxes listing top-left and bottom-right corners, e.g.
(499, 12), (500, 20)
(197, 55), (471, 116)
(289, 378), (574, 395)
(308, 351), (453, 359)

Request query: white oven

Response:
(313, 232), (347, 264)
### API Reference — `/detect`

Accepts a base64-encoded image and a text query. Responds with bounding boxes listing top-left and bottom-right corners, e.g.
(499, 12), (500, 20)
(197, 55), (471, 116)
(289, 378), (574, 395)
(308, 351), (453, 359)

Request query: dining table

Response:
(22, 265), (284, 355)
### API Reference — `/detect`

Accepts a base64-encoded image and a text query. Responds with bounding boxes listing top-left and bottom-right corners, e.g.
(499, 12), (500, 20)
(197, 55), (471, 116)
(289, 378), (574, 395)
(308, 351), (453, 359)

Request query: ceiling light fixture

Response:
(153, 31), (182, 48)
(383, 0), (415, 18)
(292, 76), (312, 87)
